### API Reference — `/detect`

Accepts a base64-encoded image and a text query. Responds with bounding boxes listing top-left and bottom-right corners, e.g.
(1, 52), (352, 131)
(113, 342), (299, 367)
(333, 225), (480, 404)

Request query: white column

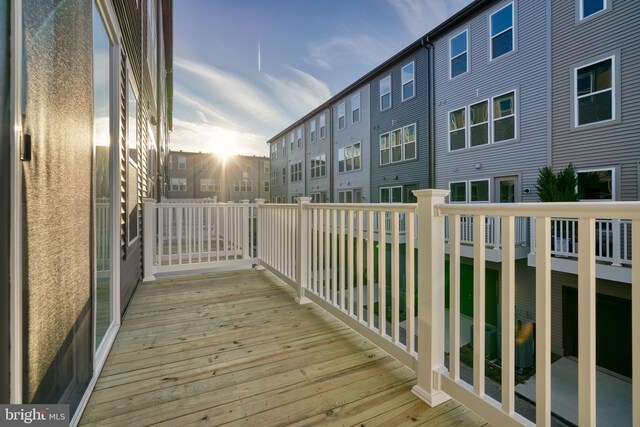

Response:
(296, 197), (312, 304)
(143, 199), (156, 282)
(255, 199), (265, 262)
(412, 189), (450, 407)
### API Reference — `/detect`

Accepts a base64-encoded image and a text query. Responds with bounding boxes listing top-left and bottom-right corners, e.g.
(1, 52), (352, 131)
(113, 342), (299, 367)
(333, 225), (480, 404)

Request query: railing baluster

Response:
(391, 211), (400, 344)
(348, 210), (354, 317)
(332, 209), (338, 306)
(319, 208), (325, 298)
(473, 214), (486, 397)
(378, 210), (386, 336)
(501, 216), (515, 414)
(633, 219), (640, 427)
(406, 211), (415, 354)
(357, 210), (364, 322)
(312, 208), (318, 295)
(158, 207), (164, 266)
(339, 210), (345, 310)
(177, 207), (183, 264)
(578, 217), (596, 426)
(450, 213), (461, 381)
(367, 210), (375, 328)
(536, 216), (552, 427)
(325, 209), (331, 300)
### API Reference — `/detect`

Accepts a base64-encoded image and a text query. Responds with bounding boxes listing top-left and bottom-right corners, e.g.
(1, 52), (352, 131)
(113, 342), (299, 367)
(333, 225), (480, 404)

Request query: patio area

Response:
(79, 268), (487, 426)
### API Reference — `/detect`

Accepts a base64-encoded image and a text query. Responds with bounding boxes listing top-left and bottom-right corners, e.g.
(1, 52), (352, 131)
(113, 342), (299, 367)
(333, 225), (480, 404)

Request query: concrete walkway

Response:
(515, 357), (632, 426)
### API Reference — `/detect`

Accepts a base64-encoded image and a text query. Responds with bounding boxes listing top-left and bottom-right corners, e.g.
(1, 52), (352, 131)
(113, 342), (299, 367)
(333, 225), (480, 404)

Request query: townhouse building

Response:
(1, 0), (173, 421)
(287, 124), (307, 202)
(168, 151), (270, 202)
(306, 108), (332, 202)
(270, 132), (289, 203)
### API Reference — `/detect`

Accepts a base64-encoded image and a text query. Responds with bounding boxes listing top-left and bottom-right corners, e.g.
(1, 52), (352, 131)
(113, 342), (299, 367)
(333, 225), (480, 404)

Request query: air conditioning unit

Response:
(470, 324), (499, 360)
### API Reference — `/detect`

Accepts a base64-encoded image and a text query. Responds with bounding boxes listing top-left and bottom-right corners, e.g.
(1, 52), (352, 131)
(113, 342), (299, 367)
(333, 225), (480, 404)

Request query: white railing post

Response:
(296, 197), (312, 304)
(611, 219), (622, 266)
(143, 199), (156, 282)
(255, 199), (265, 261)
(241, 200), (250, 259)
(530, 216), (536, 254)
(412, 189), (450, 407)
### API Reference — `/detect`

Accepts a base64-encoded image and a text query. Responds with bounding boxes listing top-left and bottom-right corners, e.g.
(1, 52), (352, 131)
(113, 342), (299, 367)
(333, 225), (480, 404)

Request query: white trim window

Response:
(264, 162), (270, 173)
(310, 120), (316, 142)
(310, 154), (327, 179)
(270, 171), (278, 187)
(469, 100), (489, 147)
(338, 142), (361, 173)
(449, 181), (467, 203)
(449, 107), (466, 151)
(380, 186), (402, 203)
(233, 179), (253, 192)
(282, 167), (286, 184)
(575, 56), (614, 127)
(319, 114), (326, 139)
(290, 162), (303, 182)
(351, 93), (361, 124)
(289, 132), (295, 152)
(338, 102), (346, 130)
(177, 155), (186, 169)
(380, 76), (391, 111)
(450, 30), (468, 78)
(200, 178), (220, 192)
(449, 179), (490, 203)
(577, 167), (614, 200)
(492, 91), (516, 142)
(281, 137), (286, 155)
(380, 123), (417, 164)
(401, 61), (415, 101)
(200, 157), (208, 170)
(579, 0), (607, 20)
(270, 142), (278, 160)
(264, 180), (270, 193)
(297, 127), (302, 148)
(338, 189), (362, 203)
(171, 178), (187, 192)
(490, 2), (514, 60)
(311, 192), (327, 203)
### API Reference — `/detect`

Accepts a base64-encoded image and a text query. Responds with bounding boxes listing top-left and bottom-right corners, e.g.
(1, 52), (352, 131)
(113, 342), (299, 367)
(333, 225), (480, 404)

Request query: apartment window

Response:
(310, 120), (316, 142)
(449, 182), (467, 203)
(200, 157), (209, 170)
(380, 123), (417, 164)
(449, 108), (466, 151)
(579, 0), (607, 20)
(270, 171), (278, 187)
(575, 57), (614, 127)
(290, 132), (295, 151)
(351, 93), (361, 124)
(450, 30), (468, 78)
(200, 179), (220, 192)
(171, 178), (187, 192)
(311, 192), (327, 203)
(233, 179), (253, 192)
(264, 181), (270, 193)
(177, 155), (186, 169)
(401, 62), (415, 101)
(338, 189), (362, 203)
(470, 101), (489, 146)
(297, 127), (302, 148)
(578, 168), (614, 200)
(338, 142), (361, 173)
(319, 114), (326, 139)
(380, 186), (402, 203)
(290, 162), (303, 182)
(493, 91), (516, 142)
(281, 137), (286, 155)
(490, 3), (514, 60)
(169, 155), (173, 169)
(270, 143), (278, 160)
(282, 168), (286, 184)
(264, 162), (270, 173)
(380, 76), (391, 111)
(470, 180), (490, 202)
(310, 154), (327, 179)
(338, 102), (346, 130)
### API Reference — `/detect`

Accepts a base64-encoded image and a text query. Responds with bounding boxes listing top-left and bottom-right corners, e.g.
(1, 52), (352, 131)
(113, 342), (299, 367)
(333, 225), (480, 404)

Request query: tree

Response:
(535, 164), (579, 202)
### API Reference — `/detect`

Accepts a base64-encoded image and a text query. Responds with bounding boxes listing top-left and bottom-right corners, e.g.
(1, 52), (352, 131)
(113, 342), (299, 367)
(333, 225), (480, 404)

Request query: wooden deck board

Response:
(80, 269), (487, 426)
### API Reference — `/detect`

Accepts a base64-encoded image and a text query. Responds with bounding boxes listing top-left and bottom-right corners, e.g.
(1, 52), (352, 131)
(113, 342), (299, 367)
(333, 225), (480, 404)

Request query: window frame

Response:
(380, 75), (391, 111)
(290, 162), (303, 183)
(448, 107), (467, 151)
(491, 90), (517, 143)
(577, 167), (615, 201)
(401, 61), (415, 101)
(379, 123), (417, 164)
(449, 181), (467, 203)
(297, 127), (302, 148)
(577, 0), (609, 22)
(170, 178), (187, 192)
(572, 54), (618, 129)
(469, 179), (491, 203)
(310, 153), (327, 179)
(469, 99), (490, 147)
(319, 114), (326, 139)
(310, 120), (316, 142)
(199, 178), (220, 192)
(489, 2), (515, 61)
(351, 93), (361, 124)
(338, 102), (346, 130)
(379, 186), (403, 203)
(270, 142), (278, 160)
(449, 29), (469, 79)
(289, 132), (295, 152)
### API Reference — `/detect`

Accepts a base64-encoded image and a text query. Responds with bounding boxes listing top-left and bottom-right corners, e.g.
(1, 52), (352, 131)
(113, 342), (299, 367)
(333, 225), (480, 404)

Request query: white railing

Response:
(445, 215), (528, 248)
(143, 199), (257, 279)
(160, 196), (218, 203)
(141, 195), (640, 427)
(531, 218), (633, 266)
(96, 198), (111, 272)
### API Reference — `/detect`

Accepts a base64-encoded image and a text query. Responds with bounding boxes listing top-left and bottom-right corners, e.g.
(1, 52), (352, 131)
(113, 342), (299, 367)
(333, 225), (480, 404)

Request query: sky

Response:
(172, 0), (473, 158)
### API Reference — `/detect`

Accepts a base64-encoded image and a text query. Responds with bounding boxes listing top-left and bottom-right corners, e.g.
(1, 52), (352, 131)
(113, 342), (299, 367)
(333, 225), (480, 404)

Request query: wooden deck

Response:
(80, 269), (488, 426)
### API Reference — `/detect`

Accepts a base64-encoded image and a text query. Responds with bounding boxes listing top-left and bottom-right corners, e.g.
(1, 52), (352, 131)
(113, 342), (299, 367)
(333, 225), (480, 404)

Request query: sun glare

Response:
(215, 142), (236, 161)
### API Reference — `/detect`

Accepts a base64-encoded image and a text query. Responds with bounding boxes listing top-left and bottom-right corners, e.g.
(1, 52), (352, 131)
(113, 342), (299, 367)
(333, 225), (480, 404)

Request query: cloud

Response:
(305, 33), (398, 71)
(171, 118), (268, 157)
(263, 66), (331, 118)
(387, 0), (472, 38)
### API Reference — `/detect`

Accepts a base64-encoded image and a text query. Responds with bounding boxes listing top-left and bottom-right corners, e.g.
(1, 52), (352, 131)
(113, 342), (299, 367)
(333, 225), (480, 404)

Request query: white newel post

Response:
(296, 197), (312, 304)
(412, 189), (451, 406)
(143, 199), (156, 282)
(241, 200), (250, 259)
(255, 199), (265, 261)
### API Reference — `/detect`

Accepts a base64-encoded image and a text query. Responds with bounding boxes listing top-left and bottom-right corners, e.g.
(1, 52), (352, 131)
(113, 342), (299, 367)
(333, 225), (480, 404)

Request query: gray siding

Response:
(306, 108), (331, 201)
(433, 0), (549, 202)
(333, 84), (371, 201)
(288, 125), (306, 202)
(269, 138), (288, 202)
(370, 48), (430, 202)
(551, 1), (640, 201)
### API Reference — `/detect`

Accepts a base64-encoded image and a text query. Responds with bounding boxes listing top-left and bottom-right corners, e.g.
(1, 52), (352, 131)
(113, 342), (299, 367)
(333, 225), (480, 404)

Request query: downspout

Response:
(422, 37), (436, 189)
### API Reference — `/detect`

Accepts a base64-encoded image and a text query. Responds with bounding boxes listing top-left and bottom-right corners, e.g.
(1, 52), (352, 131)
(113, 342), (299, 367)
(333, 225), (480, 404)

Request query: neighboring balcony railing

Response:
(142, 195), (640, 427)
(444, 215), (529, 248)
(530, 217), (633, 266)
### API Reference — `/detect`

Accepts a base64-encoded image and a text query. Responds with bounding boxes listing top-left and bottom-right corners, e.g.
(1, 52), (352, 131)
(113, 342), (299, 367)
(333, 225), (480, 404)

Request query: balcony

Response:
(83, 193), (639, 426)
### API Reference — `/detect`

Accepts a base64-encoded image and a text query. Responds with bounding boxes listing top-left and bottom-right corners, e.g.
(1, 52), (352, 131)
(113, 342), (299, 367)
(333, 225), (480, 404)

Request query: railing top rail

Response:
(259, 203), (297, 209)
(438, 201), (640, 220)
(155, 202), (258, 208)
(302, 202), (418, 214)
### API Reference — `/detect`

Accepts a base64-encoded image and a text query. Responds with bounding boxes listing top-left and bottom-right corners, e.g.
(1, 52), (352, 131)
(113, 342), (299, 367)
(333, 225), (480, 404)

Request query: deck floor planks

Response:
(80, 269), (487, 427)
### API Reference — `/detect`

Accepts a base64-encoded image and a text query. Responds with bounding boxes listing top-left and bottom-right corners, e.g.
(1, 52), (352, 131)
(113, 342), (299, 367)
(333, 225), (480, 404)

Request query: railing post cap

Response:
(255, 198), (266, 204)
(144, 198), (156, 204)
(297, 197), (312, 204)
(413, 189), (450, 199)
(241, 199), (250, 203)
